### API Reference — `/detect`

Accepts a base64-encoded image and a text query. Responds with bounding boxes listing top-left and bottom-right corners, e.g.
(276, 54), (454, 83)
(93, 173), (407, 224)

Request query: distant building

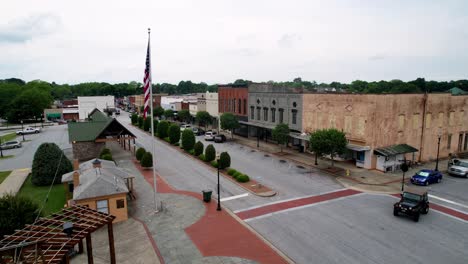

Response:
(218, 84), (249, 135)
(78, 96), (115, 120)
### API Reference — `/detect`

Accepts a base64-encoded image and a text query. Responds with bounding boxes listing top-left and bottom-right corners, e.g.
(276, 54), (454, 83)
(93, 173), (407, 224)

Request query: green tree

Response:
(131, 113), (138, 125)
(154, 106), (165, 118)
(0, 83), (21, 119)
(168, 124), (181, 144)
(309, 128), (347, 167)
(7, 88), (53, 122)
(205, 144), (216, 162)
(220, 113), (239, 139)
(0, 194), (42, 239)
(157, 121), (169, 138)
(144, 117), (151, 131)
(196, 111), (212, 130)
(31, 143), (73, 186)
(272, 123), (290, 152)
(194, 141), (204, 156)
(178, 109), (191, 123)
(164, 109), (174, 120)
(141, 152), (153, 168)
(181, 129), (195, 151)
(218, 152), (231, 169)
(136, 147), (146, 161)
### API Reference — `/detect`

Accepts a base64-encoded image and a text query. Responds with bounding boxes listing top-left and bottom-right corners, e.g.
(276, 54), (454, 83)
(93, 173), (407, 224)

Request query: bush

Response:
(218, 152), (231, 169)
(205, 144), (216, 162)
(99, 148), (111, 157)
(194, 141), (204, 156)
(31, 143), (73, 186)
(189, 149), (195, 155)
(153, 119), (159, 134)
(100, 153), (113, 161)
(168, 124), (181, 144)
(141, 152), (153, 168)
(136, 147), (146, 161)
(0, 194), (42, 239)
(138, 116), (144, 128)
(144, 117), (151, 131)
(181, 129), (195, 151)
(236, 174), (250, 183)
(211, 160), (218, 168)
(157, 121), (169, 138)
(198, 154), (205, 161)
(233, 171), (242, 179)
(131, 114), (138, 125)
(164, 137), (171, 143)
(227, 168), (237, 176)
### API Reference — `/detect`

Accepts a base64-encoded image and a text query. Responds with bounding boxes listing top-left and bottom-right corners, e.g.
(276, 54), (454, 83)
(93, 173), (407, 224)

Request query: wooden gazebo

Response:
(0, 206), (116, 264)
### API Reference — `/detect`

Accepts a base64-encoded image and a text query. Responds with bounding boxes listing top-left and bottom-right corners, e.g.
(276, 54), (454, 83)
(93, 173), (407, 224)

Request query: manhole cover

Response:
(296, 165), (305, 169)
(279, 160), (286, 163)
(361, 177), (366, 179)
(251, 150), (256, 152)
(264, 154), (270, 157)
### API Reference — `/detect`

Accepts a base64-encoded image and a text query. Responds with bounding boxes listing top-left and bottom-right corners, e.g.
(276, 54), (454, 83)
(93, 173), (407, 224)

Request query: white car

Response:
(180, 124), (192, 131)
(204, 131), (217, 141)
(16, 127), (41, 135)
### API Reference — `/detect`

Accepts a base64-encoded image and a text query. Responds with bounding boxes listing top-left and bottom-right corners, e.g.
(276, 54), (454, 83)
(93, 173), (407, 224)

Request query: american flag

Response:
(143, 37), (151, 119)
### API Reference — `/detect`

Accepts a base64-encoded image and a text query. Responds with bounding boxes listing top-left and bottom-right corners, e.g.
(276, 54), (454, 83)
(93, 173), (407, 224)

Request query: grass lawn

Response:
(17, 175), (66, 216)
(0, 171), (11, 184)
(0, 132), (17, 142)
(0, 155), (14, 160)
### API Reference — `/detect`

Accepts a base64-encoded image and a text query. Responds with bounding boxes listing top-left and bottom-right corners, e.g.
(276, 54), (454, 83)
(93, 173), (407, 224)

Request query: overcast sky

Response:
(0, 0), (467, 84)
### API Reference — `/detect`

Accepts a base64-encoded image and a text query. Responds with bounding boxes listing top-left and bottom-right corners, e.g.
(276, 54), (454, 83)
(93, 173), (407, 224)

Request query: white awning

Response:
(347, 144), (371, 151)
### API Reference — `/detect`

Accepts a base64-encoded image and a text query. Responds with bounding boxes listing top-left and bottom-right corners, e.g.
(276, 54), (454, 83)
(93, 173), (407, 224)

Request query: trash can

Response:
(202, 190), (212, 203)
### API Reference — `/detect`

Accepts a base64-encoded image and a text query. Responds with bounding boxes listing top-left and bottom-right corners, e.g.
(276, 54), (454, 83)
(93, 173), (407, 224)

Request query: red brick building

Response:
(218, 84), (248, 118)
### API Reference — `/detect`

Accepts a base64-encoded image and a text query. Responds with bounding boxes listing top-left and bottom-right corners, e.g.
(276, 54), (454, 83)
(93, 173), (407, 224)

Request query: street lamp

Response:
(435, 129), (442, 171)
(401, 159), (409, 192)
(216, 152), (221, 211)
(41, 114), (44, 128)
(20, 120), (25, 141)
(33, 116), (36, 128)
(0, 137), (4, 158)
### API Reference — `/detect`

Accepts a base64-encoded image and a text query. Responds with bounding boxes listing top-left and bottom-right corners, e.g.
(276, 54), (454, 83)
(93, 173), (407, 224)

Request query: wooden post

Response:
(78, 239), (84, 253)
(86, 234), (94, 264)
(107, 222), (116, 264)
(64, 253), (70, 264)
(123, 136), (126, 150)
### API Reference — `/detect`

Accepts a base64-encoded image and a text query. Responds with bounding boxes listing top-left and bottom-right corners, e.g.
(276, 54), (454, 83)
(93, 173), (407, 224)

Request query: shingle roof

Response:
(61, 159), (118, 182)
(68, 121), (110, 142)
(373, 144), (418, 157)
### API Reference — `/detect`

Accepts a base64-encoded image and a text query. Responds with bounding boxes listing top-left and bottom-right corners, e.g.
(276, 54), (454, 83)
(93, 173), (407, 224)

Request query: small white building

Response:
(205, 92), (218, 118)
(78, 96), (115, 120)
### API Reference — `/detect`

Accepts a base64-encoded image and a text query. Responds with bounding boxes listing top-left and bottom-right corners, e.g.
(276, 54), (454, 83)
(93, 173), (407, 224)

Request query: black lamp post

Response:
(256, 128), (260, 148)
(33, 116), (36, 128)
(0, 137), (4, 158)
(20, 120), (25, 141)
(216, 153), (221, 211)
(41, 114), (44, 128)
(401, 159), (409, 192)
(435, 131), (442, 171)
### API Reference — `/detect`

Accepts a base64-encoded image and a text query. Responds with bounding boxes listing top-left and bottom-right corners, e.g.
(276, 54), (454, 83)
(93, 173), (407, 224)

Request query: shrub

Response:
(168, 124), (181, 144)
(164, 137), (171, 143)
(236, 174), (250, 183)
(100, 153), (113, 161)
(138, 116), (144, 128)
(99, 148), (111, 157)
(0, 194), (42, 239)
(153, 119), (159, 134)
(189, 149), (195, 155)
(157, 121), (169, 138)
(233, 171), (242, 179)
(131, 114), (138, 125)
(181, 129), (195, 151)
(211, 160), (218, 168)
(141, 152), (153, 168)
(218, 152), (231, 169)
(31, 143), (73, 186)
(227, 168), (237, 176)
(136, 147), (146, 161)
(144, 117), (151, 131)
(198, 154), (205, 161)
(204, 144), (216, 162)
(194, 141), (204, 156)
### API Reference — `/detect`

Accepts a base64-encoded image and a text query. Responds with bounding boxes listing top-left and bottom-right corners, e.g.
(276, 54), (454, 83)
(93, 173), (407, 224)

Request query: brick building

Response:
(218, 84), (249, 135)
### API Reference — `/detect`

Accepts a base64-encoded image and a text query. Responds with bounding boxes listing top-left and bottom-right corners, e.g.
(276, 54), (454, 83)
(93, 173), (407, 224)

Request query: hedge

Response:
(205, 144), (215, 162)
(227, 168), (237, 176)
(101, 153), (113, 161)
(157, 121), (169, 138)
(99, 148), (111, 158)
(136, 147), (146, 161)
(211, 160), (218, 168)
(194, 141), (204, 156)
(198, 154), (205, 161)
(168, 124), (181, 144)
(144, 117), (151, 131)
(236, 174), (250, 183)
(141, 152), (153, 168)
(218, 152), (231, 169)
(181, 129), (195, 151)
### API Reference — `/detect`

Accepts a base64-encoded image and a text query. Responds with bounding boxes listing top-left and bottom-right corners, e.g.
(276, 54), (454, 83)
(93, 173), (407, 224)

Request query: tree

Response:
(205, 144), (216, 162)
(153, 119), (159, 134)
(218, 152), (231, 169)
(196, 111), (212, 130)
(194, 141), (204, 156)
(141, 152), (153, 168)
(181, 129), (195, 151)
(272, 123), (290, 152)
(0, 194), (42, 239)
(131, 113), (138, 125)
(144, 117), (151, 131)
(164, 109), (174, 120)
(136, 147), (146, 161)
(154, 106), (164, 118)
(168, 124), (181, 144)
(6, 88), (53, 122)
(177, 109), (191, 123)
(220, 113), (239, 139)
(157, 121), (169, 138)
(138, 116), (144, 128)
(31, 143), (73, 186)
(309, 128), (347, 167)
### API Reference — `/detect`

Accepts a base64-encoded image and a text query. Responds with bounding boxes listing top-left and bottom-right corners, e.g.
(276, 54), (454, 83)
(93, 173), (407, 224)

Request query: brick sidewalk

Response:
(0, 168), (30, 197)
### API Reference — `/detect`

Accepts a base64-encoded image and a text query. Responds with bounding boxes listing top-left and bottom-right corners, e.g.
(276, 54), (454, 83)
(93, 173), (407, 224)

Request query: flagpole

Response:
(148, 28), (158, 212)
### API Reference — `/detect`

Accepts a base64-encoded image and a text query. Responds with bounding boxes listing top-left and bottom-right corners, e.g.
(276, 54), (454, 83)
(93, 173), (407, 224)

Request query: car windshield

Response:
(454, 161), (468, 167)
(402, 192), (422, 201)
(416, 171), (430, 177)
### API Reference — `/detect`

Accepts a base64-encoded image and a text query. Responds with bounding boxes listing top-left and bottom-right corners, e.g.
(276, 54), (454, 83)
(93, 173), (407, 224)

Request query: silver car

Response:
(0, 140), (22, 150)
(448, 158), (468, 178)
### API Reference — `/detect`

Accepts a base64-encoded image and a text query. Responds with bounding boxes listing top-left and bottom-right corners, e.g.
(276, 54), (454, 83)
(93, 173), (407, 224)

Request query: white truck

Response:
(16, 127), (41, 135)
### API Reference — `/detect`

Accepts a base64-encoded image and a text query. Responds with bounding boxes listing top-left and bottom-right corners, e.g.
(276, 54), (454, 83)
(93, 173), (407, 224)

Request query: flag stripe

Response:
(143, 41), (151, 119)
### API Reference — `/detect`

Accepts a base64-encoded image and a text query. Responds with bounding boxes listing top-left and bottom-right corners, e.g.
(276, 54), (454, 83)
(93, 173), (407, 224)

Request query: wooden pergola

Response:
(0, 205), (116, 264)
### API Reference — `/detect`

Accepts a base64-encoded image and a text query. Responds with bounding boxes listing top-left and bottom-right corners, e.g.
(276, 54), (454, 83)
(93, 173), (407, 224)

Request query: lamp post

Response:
(435, 129), (442, 171)
(216, 152), (221, 211)
(0, 137), (4, 158)
(20, 120), (25, 141)
(401, 159), (409, 192)
(41, 114), (44, 128)
(256, 128), (260, 148)
(33, 116), (36, 128)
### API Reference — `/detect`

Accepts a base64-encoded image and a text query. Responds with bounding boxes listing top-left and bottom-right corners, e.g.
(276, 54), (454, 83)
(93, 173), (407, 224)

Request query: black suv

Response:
(393, 188), (429, 222)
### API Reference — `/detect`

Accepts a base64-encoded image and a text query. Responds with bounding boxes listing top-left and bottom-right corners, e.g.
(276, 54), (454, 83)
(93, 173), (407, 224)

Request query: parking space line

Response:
(428, 194), (468, 209)
(221, 193), (248, 202)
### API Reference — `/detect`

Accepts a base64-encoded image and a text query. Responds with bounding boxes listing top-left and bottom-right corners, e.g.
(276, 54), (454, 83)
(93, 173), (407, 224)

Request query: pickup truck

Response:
(16, 127), (41, 135)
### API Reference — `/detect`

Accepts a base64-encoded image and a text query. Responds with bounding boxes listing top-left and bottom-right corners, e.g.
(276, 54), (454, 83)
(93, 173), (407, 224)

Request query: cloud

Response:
(0, 13), (62, 43)
(277, 34), (301, 49)
(368, 55), (386, 61)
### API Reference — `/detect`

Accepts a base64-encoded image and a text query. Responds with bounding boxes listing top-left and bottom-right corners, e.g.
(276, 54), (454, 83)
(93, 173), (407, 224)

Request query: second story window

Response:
(232, 99), (236, 113)
(244, 99), (247, 115)
(257, 107), (261, 120)
(250, 106), (254, 119)
(238, 99), (242, 114)
(271, 108), (276, 123)
(292, 109), (297, 125)
(279, 108), (284, 123)
(263, 108), (268, 121)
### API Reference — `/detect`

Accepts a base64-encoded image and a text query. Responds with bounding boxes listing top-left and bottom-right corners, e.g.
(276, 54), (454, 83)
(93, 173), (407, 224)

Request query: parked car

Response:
(56, 119), (68, 125)
(192, 127), (205, 136)
(0, 140), (22, 150)
(214, 134), (227, 143)
(204, 131), (217, 141)
(410, 169), (442, 186)
(448, 158), (468, 178)
(393, 188), (429, 222)
(16, 127), (41, 135)
(180, 124), (192, 131)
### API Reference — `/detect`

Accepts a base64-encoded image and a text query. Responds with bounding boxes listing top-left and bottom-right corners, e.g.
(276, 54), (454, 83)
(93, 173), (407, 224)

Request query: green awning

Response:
(373, 144), (418, 157)
(47, 113), (61, 118)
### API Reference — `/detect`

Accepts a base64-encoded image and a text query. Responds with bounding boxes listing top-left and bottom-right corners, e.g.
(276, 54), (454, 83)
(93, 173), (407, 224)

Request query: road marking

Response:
(220, 193), (248, 202)
(428, 194), (468, 209)
(233, 188), (348, 213)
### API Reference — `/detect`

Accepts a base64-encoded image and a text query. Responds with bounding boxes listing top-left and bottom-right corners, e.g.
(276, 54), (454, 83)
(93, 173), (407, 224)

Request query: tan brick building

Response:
(302, 93), (468, 171)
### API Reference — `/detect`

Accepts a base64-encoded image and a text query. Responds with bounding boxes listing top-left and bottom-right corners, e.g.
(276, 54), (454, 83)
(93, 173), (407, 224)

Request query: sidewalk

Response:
(0, 168), (30, 197)
(229, 135), (449, 193)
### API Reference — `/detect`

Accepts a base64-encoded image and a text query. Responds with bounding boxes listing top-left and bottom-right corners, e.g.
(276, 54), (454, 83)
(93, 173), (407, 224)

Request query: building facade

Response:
(78, 96), (115, 120)
(205, 92), (219, 118)
(218, 84), (249, 119)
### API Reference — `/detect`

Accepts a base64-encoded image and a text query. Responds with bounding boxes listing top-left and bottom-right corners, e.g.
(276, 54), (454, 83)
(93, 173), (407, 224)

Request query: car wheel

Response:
(413, 213), (420, 222)
(35, 131), (39, 133)
(425, 181), (429, 186)
(437, 178), (441, 183)
(422, 206), (429, 214)
(393, 208), (399, 216)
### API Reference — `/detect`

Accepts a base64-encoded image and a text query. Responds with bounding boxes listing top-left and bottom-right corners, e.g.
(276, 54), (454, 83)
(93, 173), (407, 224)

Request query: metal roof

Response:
(373, 144), (418, 157)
